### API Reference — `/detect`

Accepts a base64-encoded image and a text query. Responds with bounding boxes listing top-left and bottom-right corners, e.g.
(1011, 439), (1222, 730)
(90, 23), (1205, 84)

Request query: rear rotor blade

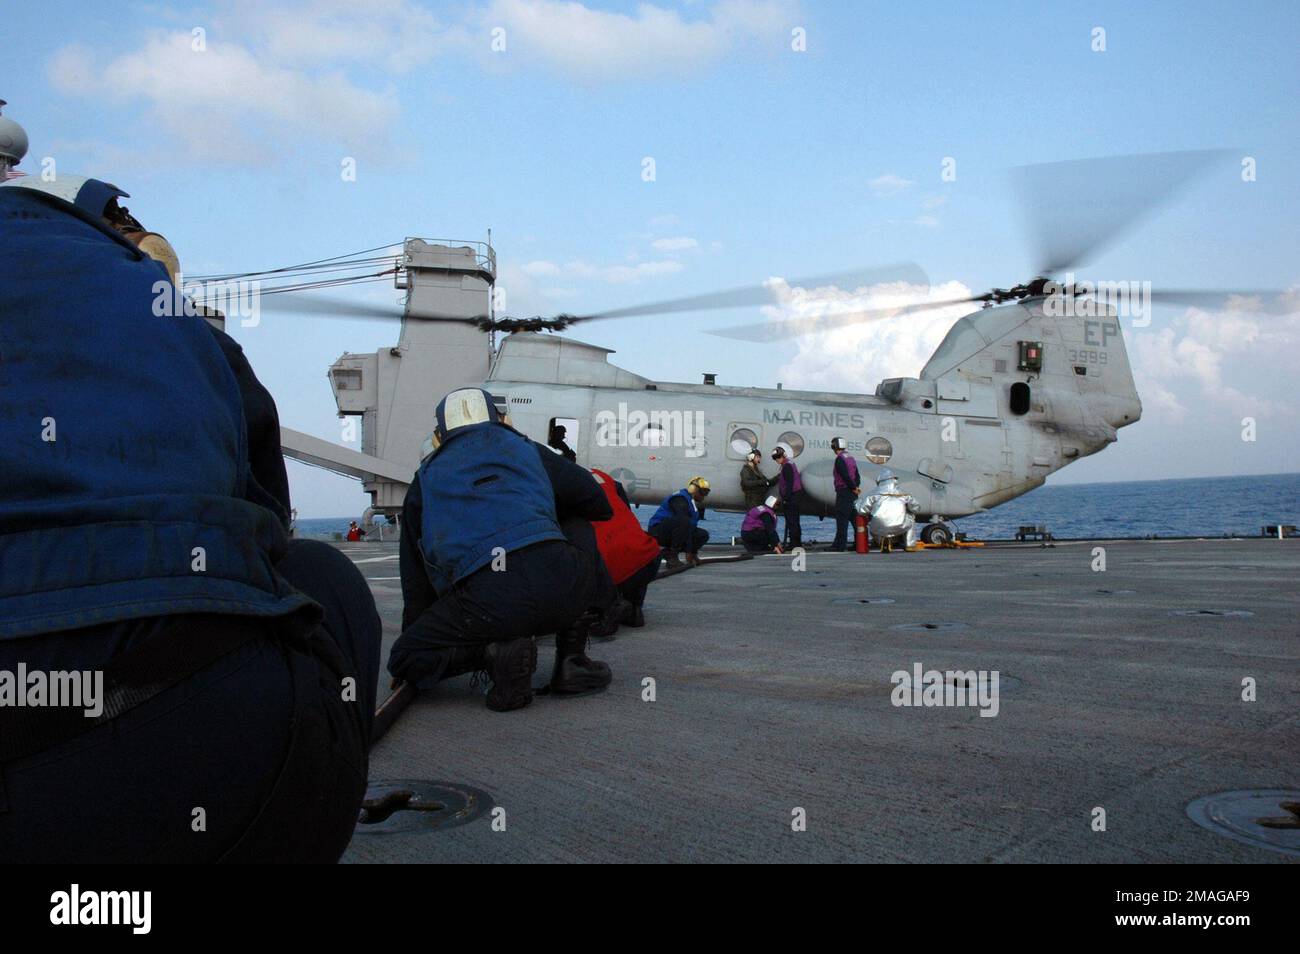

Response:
(1067, 287), (1299, 316)
(1143, 288), (1299, 314)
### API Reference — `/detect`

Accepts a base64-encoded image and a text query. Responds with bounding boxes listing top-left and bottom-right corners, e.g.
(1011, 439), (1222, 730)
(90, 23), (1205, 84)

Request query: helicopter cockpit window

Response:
(776, 431), (805, 458)
(865, 436), (893, 465)
(728, 426), (759, 458)
(1009, 382), (1031, 415)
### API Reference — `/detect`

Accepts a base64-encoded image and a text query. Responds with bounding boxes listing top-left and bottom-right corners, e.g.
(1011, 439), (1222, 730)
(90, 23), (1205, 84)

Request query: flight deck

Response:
(340, 537), (1298, 863)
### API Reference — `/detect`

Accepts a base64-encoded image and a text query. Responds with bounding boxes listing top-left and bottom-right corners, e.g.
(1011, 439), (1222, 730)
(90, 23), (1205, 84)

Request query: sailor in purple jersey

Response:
(740, 496), (783, 553)
(830, 436), (862, 551)
(772, 445), (805, 547)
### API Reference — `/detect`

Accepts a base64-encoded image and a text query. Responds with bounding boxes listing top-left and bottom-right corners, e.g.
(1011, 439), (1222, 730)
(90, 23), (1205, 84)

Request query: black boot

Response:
(590, 598), (628, 640)
(662, 549), (683, 568)
(620, 601), (646, 628)
(550, 617), (612, 696)
(483, 637), (537, 712)
(443, 644), (488, 680)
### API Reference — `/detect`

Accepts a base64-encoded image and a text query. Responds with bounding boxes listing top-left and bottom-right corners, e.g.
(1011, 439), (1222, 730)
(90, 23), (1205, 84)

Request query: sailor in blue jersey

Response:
(389, 388), (616, 710)
(647, 477), (711, 567)
(0, 176), (381, 863)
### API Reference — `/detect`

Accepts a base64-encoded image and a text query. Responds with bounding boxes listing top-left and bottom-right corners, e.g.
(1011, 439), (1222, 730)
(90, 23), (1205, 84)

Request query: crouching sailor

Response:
(740, 496), (784, 553)
(648, 477), (711, 567)
(589, 468), (662, 631)
(389, 388), (615, 710)
(857, 468), (921, 552)
(0, 173), (381, 863)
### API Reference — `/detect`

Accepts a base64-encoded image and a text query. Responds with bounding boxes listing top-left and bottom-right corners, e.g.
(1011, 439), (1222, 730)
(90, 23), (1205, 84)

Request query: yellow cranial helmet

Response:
(687, 476), (710, 495)
(130, 231), (181, 283)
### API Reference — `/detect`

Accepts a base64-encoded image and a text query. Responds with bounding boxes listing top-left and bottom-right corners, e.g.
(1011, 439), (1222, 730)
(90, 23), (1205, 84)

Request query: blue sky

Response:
(7, 0), (1299, 515)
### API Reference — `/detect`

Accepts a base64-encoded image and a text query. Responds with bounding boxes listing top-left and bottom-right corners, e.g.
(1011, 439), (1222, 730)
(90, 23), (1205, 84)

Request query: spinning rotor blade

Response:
(707, 294), (983, 342)
(252, 263), (930, 330)
(572, 263), (929, 322)
(254, 289), (496, 324)
(1141, 288), (1299, 314)
(1010, 150), (1235, 276)
(252, 291), (411, 322)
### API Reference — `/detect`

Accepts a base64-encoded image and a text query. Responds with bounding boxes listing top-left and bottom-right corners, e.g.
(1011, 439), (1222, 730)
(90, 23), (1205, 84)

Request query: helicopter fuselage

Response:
(485, 297), (1142, 521)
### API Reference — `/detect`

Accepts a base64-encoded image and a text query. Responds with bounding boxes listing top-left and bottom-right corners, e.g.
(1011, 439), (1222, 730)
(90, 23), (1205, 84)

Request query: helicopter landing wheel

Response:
(920, 523), (953, 546)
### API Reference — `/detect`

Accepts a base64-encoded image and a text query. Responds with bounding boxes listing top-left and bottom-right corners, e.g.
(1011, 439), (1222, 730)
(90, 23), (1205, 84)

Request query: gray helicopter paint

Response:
(306, 239), (1140, 525)
(486, 297), (1140, 522)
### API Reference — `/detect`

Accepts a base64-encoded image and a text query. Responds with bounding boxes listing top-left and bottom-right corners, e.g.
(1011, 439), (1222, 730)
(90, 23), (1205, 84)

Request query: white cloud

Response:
(600, 260), (685, 283)
(762, 279), (976, 393)
(226, 0), (458, 73)
(869, 173), (914, 197)
(47, 1), (796, 165)
(651, 236), (699, 252)
(481, 0), (794, 78)
(1130, 304), (1300, 422)
(522, 260), (562, 276)
(521, 258), (683, 283)
(913, 214), (940, 228)
(48, 30), (400, 163)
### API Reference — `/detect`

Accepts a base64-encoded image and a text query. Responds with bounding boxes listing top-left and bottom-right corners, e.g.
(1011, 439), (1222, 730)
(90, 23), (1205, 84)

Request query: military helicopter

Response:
(247, 151), (1285, 543)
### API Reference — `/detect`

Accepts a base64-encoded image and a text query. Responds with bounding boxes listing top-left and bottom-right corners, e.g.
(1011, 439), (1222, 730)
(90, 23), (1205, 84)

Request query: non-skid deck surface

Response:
(337, 538), (1299, 863)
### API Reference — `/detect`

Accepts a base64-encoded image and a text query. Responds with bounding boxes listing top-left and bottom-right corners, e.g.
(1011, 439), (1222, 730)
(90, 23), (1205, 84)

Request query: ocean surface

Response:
(295, 472), (1298, 543)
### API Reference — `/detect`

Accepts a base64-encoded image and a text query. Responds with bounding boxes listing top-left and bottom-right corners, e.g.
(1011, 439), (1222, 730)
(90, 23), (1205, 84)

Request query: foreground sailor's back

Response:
(0, 178), (380, 863)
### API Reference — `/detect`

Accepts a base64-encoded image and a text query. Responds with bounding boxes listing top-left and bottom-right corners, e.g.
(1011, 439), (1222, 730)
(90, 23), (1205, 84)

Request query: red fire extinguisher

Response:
(854, 513), (868, 554)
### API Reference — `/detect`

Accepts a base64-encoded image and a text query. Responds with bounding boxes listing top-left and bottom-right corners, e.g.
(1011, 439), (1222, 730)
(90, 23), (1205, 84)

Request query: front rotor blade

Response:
(1010, 150), (1235, 276)
(707, 294), (982, 342)
(574, 263), (930, 322)
(252, 291), (405, 321)
(251, 291), (486, 324)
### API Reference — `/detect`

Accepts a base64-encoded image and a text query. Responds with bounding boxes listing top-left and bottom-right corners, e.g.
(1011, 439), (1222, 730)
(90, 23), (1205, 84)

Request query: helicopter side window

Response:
(728, 426), (759, 458)
(865, 436), (893, 465)
(776, 431), (805, 458)
(1009, 382), (1031, 415)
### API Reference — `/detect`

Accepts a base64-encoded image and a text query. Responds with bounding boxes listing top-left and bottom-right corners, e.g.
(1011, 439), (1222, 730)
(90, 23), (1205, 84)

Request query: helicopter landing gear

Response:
(920, 522), (954, 546)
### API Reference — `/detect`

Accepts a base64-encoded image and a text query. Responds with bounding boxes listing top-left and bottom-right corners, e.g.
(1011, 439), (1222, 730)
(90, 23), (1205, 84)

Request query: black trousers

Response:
(783, 497), (803, 547)
(388, 517), (609, 688)
(832, 489), (857, 550)
(741, 527), (778, 552)
(617, 556), (661, 608)
(651, 516), (709, 554)
(0, 538), (381, 863)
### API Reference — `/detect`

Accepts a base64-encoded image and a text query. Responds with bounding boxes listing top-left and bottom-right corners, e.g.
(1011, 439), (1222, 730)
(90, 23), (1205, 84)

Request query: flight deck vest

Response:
(741, 505), (776, 534)
(648, 489), (701, 531)
(833, 452), (860, 491)
(778, 460), (803, 499)
(417, 422), (565, 595)
(589, 469), (660, 584)
(0, 187), (315, 639)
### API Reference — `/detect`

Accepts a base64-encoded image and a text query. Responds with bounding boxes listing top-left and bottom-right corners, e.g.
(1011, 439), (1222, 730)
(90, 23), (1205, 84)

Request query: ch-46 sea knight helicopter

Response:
(250, 151), (1289, 543)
